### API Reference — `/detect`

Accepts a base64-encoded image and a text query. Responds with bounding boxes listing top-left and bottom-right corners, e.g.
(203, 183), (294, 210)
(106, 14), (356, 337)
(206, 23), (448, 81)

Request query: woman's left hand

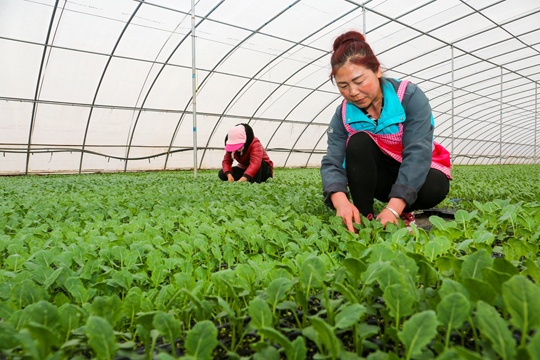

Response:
(237, 177), (248, 182)
(376, 198), (406, 227)
(376, 208), (399, 227)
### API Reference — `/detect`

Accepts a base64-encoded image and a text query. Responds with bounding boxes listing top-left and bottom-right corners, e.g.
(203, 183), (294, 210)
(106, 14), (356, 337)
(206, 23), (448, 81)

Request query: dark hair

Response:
(330, 31), (381, 82)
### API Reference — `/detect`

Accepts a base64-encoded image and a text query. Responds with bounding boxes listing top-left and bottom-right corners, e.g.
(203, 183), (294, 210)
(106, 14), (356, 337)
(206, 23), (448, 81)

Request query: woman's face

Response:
(334, 62), (382, 110)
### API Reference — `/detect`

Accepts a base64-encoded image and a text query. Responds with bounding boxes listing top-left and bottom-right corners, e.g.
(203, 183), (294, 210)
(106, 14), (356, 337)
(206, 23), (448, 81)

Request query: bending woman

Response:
(320, 31), (452, 231)
(218, 123), (273, 183)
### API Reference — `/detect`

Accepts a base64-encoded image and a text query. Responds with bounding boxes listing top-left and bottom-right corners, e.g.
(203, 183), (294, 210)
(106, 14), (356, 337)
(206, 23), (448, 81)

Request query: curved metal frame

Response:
(25, 0), (61, 175)
(162, 1), (308, 171)
(431, 78), (538, 158)
(182, 0), (322, 169)
(264, 78), (332, 147)
(446, 125), (534, 166)
(283, 95), (341, 167)
(196, 1), (392, 167)
(263, 0), (537, 167)
(436, 102), (534, 147)
(305, 129), (329, 167)
(78, 1), (143, 173)
(3, 0), (539, 173)
(251, 0), (436, 161)
(0, 34), (343, 98)
(461, 123), (535, 165)
(124, 0), (226, 172)
(459, 0), (540, 58)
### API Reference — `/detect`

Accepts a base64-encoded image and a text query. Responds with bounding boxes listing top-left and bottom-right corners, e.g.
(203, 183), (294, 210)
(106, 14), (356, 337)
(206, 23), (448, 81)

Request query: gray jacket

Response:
(320, 78), (434, 209)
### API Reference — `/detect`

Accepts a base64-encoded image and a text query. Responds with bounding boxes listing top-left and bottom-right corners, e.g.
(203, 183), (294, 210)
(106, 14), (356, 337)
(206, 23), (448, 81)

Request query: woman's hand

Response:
(376, 208), (399, 227)
(376, 198), (406, 227)
(237, 177), (248, 182)
(331, 192), (360, 232)
(227, 173), (235, 182)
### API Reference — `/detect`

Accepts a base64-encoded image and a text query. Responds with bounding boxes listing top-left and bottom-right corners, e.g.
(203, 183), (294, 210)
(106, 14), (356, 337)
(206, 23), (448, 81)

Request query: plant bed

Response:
(414, 208), (456, 232)
(0, 166), (539, 360)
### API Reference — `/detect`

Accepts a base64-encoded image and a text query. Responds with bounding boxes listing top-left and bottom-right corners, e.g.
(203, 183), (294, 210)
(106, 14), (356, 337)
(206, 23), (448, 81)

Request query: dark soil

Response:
(414, 208), (456, 231)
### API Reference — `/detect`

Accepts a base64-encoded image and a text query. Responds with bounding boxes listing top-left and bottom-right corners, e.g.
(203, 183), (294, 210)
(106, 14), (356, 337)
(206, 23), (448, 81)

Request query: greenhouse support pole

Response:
(191, 0), (198, 179)
(451, 44), (454, 163)
(535, 82), (538, 164)
(499, 67), (503, 167)
(362, 5), (366, 38)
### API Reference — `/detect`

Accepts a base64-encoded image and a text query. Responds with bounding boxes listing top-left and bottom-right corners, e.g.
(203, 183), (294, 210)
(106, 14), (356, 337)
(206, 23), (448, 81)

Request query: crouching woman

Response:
(218, 124), (273, 183)
(321, 31), (452, 232)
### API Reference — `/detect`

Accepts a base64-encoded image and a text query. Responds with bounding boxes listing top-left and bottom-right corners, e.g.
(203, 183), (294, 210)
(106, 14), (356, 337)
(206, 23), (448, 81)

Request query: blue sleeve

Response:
(320, 105), (350, 209)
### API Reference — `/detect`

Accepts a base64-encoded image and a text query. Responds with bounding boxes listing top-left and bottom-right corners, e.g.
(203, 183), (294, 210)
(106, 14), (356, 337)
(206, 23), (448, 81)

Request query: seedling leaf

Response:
(399, 310), (439, 360)
(85, 316), (118, 360)
(267, 278), (293, 311)
(461, 249), (493, 280)
(383, 284), (415, 321)
(476, 301), (516, 360)
(310, 316), (341, 360)
(152, 311), (181, 345)
(185, 320), (218, 360)
(502, 275), (540, 343)
(335, 304), (366, 329)
(249, 298), (273, 329)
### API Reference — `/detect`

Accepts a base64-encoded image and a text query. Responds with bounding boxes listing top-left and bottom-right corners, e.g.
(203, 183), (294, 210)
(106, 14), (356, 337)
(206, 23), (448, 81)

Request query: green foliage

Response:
(185, 321), (217, 360)
(249, 298), (273, 329)
(502, 275), (540, 346)
(460, 249), (493, 280)
(260, 326), (307, 360)
(152, 311), (181, 346)
(266, 277), (293, 312)
(299, 256), (326, 289)
(0, 322), (19, 350)
(475, 301), (516, 360)
(85, 316), (118, 360)
(0, 166), (539, 359)
(334, 304), (365, 329)
(383, 284), (415, 323)
(399, 310), (439, 360)
(437, 293), (470, 348)
(310, 316), (341, 359)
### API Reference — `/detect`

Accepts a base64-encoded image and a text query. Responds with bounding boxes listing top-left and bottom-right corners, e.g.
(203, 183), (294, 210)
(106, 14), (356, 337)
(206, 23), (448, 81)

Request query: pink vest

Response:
(342, 80), (452, 179)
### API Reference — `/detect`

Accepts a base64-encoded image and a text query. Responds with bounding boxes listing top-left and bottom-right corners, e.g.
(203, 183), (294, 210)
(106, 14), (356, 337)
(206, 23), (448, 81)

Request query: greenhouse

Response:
(1, 0), (539, 359)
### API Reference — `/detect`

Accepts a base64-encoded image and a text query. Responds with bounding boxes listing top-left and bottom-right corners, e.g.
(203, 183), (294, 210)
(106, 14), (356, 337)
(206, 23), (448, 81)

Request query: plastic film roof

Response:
(0, 0), (539, 174)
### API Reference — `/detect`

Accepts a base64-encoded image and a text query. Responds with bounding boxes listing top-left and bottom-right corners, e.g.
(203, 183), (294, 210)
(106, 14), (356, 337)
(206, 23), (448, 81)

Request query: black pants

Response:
(218, 160), (272, 183)
(346, 132), (449, 216)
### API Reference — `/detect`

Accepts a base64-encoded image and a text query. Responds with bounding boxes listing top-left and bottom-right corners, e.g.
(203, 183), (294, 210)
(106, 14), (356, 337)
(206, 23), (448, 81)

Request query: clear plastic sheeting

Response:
(0, 0), (538, 175)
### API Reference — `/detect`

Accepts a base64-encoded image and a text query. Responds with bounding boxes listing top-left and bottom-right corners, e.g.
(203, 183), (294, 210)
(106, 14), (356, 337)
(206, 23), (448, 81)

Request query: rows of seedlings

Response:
(0, 165), (539, 360)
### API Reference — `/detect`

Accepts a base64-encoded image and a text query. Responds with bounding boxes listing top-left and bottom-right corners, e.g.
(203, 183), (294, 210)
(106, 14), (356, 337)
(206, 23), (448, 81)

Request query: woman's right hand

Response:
(227, 173), (234, 182)
(331, 192), (360, 232)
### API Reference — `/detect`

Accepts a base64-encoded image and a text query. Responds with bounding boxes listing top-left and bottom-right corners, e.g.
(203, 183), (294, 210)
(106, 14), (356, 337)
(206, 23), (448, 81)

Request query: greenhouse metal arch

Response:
(0, 0), (539, 175)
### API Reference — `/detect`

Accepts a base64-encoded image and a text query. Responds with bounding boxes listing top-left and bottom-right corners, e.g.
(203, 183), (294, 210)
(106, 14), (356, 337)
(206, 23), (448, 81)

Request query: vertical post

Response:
(535, 82), (538, 164)
(191, 0), (198, 179)
(451, 44), (454, 163)
(500, 66), (503, 167)
(362, 5), (366, 38)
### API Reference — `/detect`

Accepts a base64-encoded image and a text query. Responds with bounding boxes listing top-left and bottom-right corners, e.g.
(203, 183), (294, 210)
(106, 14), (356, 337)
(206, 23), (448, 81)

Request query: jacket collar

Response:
(345, 78), (405, 131)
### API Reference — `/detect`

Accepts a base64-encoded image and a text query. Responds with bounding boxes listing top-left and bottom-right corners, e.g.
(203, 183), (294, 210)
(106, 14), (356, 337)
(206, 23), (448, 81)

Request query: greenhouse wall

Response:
(0, 0), (539, 175)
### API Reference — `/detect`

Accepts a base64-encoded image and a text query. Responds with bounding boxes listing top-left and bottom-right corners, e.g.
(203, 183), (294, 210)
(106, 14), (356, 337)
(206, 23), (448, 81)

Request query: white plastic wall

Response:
(0, 0), (539, 174)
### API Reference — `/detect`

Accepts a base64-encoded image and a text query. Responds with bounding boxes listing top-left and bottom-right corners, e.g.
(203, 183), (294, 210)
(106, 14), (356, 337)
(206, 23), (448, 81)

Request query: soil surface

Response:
(414, 208), (456, 231)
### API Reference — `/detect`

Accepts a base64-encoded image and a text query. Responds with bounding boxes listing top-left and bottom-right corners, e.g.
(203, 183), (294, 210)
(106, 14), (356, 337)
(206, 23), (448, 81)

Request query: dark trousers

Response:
(346, 132), (449, 216)
(218, 160), (272, 183)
